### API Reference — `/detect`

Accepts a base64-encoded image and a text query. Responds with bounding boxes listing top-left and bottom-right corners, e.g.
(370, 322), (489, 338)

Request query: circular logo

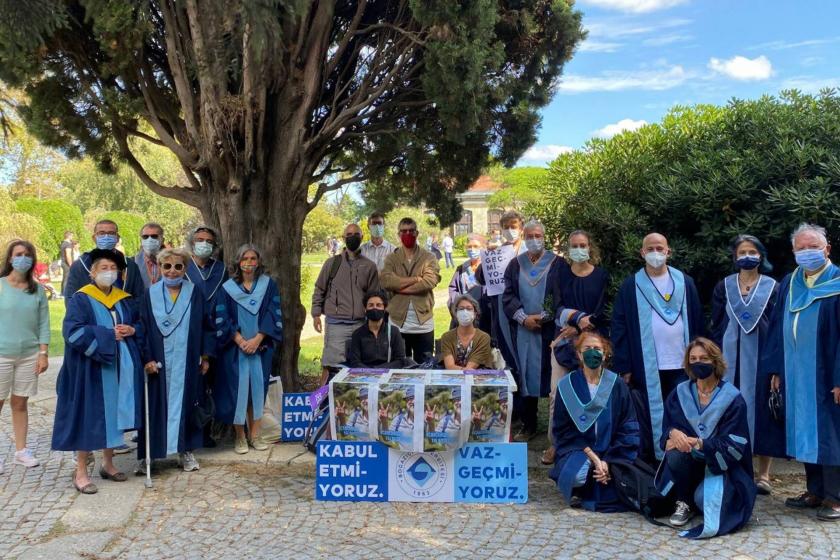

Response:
(395, 453), (448, 499)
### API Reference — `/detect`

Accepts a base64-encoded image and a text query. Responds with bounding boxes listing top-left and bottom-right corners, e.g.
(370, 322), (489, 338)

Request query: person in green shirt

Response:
(0, 240), (50, 473)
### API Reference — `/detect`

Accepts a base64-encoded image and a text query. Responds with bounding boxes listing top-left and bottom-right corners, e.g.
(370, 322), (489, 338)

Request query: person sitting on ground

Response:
(137, 248), (213, 475)
(346, 290), (407, 369)
(656, 337), (756, 538)
(549, 332), (640, 512)
(440, 294), (493, 370)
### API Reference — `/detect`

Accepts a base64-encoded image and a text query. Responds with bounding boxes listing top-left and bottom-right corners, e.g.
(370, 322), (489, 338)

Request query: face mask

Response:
(345, 235), (362, 252)
(370, 224), (385, 238)
(690, 362), (715, 380)
(569, 247), (590, 263)
(240, 264), (257, 272)
(400, 233), (417, 249)
(644, 250), (667, 268)
(95, 234), (118, 250)
(794, 248), (827, 271)
(193, 241), (214, 258)
(11, 255), (33, 273)
(502, 229), (520, 242)
(366, 308), (385, 322)
(467, 249), (481, 260)
(456, 309), (475, 327)
(582, 348), (604, 369)
(95, 271), (118, 287)
(163, 276), (183, 287)
(142, 237), (161, 255)
(736, 255), (761, 270)
(525, 239), (544, 254)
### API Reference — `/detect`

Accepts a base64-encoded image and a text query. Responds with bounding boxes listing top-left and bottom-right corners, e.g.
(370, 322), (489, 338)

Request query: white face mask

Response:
(502, 228), (520, 242)
(95, 270), (118, 287)
(568, 247), (590, 263)
(456, 309), (476, 327)
(644, 251), (667, 269)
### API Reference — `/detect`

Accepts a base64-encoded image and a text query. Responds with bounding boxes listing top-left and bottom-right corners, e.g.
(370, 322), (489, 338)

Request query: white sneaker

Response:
(234, 436), (249, 454)
(670, 501), (695, 527)
(179, 452), (199, 472)
(14, 448), (40, 468)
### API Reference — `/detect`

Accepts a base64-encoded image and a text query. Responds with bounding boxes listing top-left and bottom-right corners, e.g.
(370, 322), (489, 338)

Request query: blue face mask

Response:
(525, 239), (544, 254)
(95, 234), (118, 250)
(736, 255), (761, 270)
(11, 255), (33, 273)
(193, 241), (214, 258)
(794, 248), (827, 271)
(162, 276), (184, 287)
(370, 224), (385, 238)
(141, 237), (161, 255)
(467, 249), (481, 260)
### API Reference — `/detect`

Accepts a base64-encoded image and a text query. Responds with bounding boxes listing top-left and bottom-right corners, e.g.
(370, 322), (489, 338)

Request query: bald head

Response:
(640, 232), (670, 271)
(642, 233), (668, 251)
(344, 223), (362, 237)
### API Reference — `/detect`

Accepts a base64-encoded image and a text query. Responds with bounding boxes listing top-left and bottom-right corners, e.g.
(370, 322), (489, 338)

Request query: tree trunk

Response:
(201, 169), (310, 392)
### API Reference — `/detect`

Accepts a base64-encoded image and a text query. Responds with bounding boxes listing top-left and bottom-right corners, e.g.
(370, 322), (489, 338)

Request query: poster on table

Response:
(376, 382), (424, 452)
(467, 370), (515, 443)
(480, 244), (516, 297)
(423, 378), (469, 452)
(329, 369), (388, 442)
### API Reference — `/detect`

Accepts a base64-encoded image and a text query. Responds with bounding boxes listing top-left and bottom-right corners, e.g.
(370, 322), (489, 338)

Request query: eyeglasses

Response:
(161, 263), (185, 271)
(141, 234), (160, 240)
(96, 232), (118, 237)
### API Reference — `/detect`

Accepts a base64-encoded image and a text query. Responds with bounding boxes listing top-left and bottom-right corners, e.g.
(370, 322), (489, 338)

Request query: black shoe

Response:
(785, 492), (822, 509)
(816, 504), (840, 521)
(569, 495), (583, 509)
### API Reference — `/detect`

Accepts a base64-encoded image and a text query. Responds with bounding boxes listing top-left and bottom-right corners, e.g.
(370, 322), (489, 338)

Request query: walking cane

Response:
(143, 365), (154, 489)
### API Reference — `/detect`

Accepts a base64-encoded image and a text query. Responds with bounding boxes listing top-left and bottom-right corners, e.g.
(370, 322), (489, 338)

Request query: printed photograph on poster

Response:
(430, 371), (468, 384)
(377, 383), (417, 451)
(344, 370), (389, 383)
(469, 384), (510, 443)
(470, 371), (509, 385)
(388, 371), (428, 383)
(424, 384), (465, 452)
(332, 383), (372, 441)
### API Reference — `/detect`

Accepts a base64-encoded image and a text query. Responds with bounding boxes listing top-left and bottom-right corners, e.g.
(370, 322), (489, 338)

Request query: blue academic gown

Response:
(63, 252), (145, 310)
(611, 267), (705, 463)
(502, 252), (568, 397)
(186, 258), (228, 305)
(213, 275), (283, 425)
(710, 274), (785, 457)
(655, 380), (756, 539)
(550, 369), (640, 512)
(762, 264), (840, 467)
(52, 285), (144, 451)
(138, 281), (215, 459)
(553, 265), (610, 369)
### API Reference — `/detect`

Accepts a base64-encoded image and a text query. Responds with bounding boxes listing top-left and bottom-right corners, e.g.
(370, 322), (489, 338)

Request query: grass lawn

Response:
(48, 297), (65, 356)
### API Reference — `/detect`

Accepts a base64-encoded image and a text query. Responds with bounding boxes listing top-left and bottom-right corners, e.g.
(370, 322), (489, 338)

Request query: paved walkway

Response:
(1, 361), (837, 559)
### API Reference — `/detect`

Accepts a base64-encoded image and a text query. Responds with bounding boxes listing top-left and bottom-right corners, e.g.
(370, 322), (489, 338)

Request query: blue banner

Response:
(315, 441), (527, 503)
(315, 441), (389, 502)
(454, 443), (528, 503)
(282, 392), (326, 442)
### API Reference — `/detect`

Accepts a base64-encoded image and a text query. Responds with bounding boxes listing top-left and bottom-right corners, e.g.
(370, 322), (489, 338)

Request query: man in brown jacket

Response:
(380, 217), (442, 363)
(312, 223), (380, 379)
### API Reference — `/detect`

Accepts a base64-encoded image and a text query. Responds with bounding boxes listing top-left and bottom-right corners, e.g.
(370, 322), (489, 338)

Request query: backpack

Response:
(303, 391), (331, 454)
(610, 458), (676, 525)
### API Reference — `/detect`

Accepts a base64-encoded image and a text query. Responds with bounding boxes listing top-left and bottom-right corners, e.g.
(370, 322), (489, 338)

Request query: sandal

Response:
(541, 447), (556, 466)
(72, 473), (99, 494)
(99, 468), (128, 482)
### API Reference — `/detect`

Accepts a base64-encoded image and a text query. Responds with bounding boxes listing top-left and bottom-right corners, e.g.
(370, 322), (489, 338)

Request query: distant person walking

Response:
(59, 231), (74, 297)
(442, 234), (455, 269)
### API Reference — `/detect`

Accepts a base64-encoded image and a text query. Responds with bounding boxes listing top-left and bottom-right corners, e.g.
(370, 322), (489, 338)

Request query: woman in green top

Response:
(441, 294), (493, 370)
(0, 240), (50, 472)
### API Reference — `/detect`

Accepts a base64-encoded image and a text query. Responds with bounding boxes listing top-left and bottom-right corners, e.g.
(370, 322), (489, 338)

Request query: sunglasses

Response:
(141, 234), (160, 240)
(161, 263), (185, 271)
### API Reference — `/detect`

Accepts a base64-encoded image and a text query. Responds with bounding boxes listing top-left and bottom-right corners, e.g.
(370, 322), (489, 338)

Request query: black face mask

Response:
(690, 362), (715, 380)
(345, 235), (362, 251)
(366, 308), (385, 322)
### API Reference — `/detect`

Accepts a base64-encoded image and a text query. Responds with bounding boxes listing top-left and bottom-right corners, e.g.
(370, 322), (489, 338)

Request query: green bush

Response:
(15, 197), (85, 260)
(453, 233), (469, 253)
(530, 90), (840, 303)
(96, 210), (148, 256)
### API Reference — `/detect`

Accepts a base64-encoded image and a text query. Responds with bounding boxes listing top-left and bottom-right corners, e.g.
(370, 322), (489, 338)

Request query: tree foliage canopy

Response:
(531, 90), (840, 301)
(15, 196), (85, 259)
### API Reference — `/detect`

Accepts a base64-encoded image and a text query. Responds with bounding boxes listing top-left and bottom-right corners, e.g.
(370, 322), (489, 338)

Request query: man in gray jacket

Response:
(312, 223), (381, 380)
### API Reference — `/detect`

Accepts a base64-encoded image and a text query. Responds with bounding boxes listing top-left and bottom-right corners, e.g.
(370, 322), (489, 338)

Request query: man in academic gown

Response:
(765, 223), (840, 521)
(611, 233), (704, 464)
(133, 222), (165, 288)
(502, 220), (567, 441)
(63, 219), (144, 308)
(185, 225), (228, 305)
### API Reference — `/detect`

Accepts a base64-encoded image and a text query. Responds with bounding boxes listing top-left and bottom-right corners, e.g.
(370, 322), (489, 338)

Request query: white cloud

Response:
(579, 40), (624, 53)
(558, 65), (688, 93)
(708, 55), (773, 81)
(519, 145), (574, 163)
(593, 118), (648, 139)
(642, 33), (692, 47)
(580, 0), (687, 13)
(586, 17), (690, 39)
(750, 37), (840, 51)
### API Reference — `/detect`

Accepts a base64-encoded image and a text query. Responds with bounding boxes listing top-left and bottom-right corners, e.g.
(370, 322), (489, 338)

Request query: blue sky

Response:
(518, 0), (840, 165)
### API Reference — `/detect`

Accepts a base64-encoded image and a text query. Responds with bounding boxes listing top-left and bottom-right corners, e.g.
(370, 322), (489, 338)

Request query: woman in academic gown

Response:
(213, 244), (282, 454)
(137, 248), (213, 475)
(710, 235), (783, 494)
(52, 249), (144, 494)
(656, 337), (756, 539)
(550, 332), (640, 512)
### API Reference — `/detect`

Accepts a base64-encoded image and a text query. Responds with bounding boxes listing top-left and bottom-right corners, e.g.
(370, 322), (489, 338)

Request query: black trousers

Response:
(659, 368), (689, 402)
(401, 331), (434, 363)
(665, 449), (706, 506)
(513, 393), (539, 434)
(805, 463), (840, 502)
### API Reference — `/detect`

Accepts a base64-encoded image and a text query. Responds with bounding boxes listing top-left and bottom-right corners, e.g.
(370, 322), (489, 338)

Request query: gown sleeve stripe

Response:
(69, 328), (85, 343)
(84, 339), (99, 357)
(714, 451), (728, 471)
(728, 434), (747, 444)
(727, 445), (743, 461)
